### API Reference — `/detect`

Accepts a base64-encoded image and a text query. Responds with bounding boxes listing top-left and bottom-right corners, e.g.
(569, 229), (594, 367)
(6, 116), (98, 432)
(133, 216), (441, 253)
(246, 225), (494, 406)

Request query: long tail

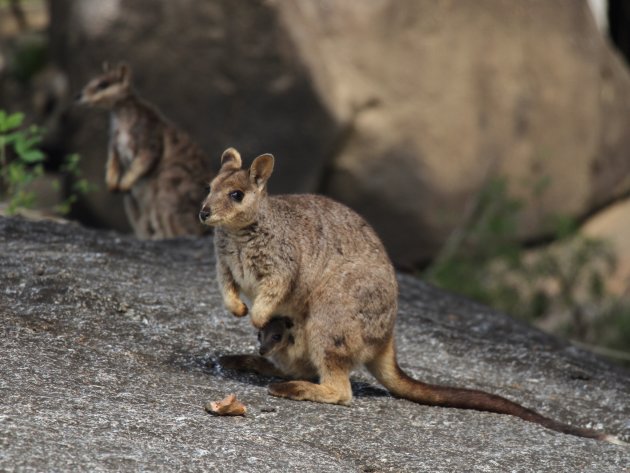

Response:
(367, 338), (624, 444)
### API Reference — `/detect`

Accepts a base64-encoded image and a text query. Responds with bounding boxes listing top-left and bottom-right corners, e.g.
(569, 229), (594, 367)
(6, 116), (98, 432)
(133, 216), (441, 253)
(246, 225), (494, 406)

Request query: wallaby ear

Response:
(221, 147), (242, 170)
(117, 63), (131, 84)
(249, 153), (274, 189)
(102, 61), (110, 72)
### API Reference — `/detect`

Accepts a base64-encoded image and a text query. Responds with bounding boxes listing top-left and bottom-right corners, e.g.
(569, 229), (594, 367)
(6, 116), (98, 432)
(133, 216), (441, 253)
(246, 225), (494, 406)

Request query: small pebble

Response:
(117, 303), (129, 313)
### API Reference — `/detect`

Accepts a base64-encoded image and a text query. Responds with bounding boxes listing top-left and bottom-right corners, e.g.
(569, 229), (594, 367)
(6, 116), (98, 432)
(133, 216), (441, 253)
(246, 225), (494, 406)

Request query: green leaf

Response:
(0, 111), (25, 133)
(6, 112), (25, 130)
(19, 149), (46, 163)
(73, 179), (92, 195)
(54, 202), (71, 215)
(8, 162), (26, 183)
(550, 214), (578, 240)
(1, 131), (20, 146)
(62, 153), (81, 172)
(33, 163), (44, 177)
(14, 133), (43, 155)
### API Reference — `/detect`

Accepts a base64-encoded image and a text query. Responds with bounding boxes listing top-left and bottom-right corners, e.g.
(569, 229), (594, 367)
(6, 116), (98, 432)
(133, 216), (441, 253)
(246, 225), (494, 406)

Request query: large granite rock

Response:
(1, 216), (628, 472)
(280, 0), (630, 265)
(48, 0), (630, 266)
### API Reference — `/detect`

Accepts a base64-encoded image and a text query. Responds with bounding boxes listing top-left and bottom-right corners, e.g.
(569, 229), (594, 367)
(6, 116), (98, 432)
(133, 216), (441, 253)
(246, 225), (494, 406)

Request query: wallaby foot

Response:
(269, 377), (352, 406)
(219, 354), (285, 377)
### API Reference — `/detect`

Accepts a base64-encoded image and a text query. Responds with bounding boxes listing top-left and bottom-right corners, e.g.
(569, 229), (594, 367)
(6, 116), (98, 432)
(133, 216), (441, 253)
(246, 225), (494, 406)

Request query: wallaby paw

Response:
(269, 381), (352, 405)
(226, 300), (248, 318)
(117, 180), (133, 193)
(106, 180), (120, 193)
(251, 315), (269, 330)
(268, 381), (307, 400)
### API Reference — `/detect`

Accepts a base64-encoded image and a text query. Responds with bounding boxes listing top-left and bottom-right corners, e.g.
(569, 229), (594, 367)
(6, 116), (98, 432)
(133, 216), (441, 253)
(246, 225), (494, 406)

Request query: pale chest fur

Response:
(217, 229), (279, 303)
(110, 116), (135, 167)
(221, 241), (262, 301)
(232, 258), (260, 302)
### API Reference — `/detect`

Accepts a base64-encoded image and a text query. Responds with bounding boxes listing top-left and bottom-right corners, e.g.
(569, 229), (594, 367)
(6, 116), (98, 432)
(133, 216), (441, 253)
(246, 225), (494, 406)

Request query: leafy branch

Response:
(0, 109), (95, 216)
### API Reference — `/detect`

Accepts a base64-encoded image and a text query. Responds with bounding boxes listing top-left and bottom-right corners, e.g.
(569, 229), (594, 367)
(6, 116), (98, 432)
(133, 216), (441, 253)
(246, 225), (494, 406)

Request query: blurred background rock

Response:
(1, 0), (629, 364)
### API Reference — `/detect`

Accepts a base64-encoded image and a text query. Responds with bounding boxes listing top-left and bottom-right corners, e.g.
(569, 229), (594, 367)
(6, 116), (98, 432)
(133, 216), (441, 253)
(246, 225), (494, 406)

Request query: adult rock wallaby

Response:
(76, 63), (212, 238)
(200, 148), (623, 444)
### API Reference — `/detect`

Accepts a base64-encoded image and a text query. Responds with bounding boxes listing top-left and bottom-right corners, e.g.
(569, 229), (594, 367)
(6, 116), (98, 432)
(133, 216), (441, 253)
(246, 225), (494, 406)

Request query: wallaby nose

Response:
(74, 92), (83, 103)
(199, 209), (210, 222)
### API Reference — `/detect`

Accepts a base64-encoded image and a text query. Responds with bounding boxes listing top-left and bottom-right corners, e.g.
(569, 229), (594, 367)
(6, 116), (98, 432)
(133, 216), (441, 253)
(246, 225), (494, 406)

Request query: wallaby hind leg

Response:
(269, 295), (359, 406)
(219, 354), (285, 378)
(269, 368), (352, 406)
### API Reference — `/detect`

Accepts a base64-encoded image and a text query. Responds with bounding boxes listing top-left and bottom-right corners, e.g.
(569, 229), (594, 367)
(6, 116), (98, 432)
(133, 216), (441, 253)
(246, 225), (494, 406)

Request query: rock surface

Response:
(1, 216), (629, 472)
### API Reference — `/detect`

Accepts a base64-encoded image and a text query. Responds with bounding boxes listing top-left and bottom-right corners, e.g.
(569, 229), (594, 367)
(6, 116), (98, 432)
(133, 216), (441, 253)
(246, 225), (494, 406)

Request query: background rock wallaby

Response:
(76, 63), (212, 238)
(200, 148), (623, 444)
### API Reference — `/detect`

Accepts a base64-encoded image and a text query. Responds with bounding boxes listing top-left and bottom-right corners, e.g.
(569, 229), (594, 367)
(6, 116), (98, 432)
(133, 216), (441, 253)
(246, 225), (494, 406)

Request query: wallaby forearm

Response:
(118, 150), (157, 191)
(105, 147), (122, 191)
(250, 279), (288, 328)
(217, 261), (248, 317)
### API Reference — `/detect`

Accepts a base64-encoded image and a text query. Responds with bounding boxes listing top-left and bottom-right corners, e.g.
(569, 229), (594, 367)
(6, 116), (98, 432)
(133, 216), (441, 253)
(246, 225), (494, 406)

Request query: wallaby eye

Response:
(229, 190), (244, 202)
(205, 184), (211, 194)
(272, 334), (282, 342)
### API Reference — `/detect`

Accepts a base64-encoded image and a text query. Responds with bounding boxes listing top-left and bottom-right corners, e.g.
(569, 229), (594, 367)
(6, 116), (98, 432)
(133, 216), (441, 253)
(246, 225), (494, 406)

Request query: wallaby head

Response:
(258, 317), (294, 356)
(199, 148), (274, 230)
(76, 62), (132, 108)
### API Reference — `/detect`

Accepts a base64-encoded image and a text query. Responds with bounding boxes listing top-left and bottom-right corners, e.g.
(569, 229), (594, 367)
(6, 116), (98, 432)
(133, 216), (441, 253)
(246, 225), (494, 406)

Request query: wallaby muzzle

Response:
(199, 208), (210, 223)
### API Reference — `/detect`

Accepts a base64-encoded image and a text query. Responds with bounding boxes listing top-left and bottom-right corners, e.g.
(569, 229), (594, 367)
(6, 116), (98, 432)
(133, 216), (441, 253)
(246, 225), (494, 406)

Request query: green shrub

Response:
(0, 109), (94, 216)
(0, 110), (46, 214)
(425, 176), (630, 363)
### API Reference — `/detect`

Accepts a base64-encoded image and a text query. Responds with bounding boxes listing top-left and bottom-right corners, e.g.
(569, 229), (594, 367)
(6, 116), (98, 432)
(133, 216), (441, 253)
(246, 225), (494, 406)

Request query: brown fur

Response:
(76, 63), (212, 238)
(201, 147), (621, 443)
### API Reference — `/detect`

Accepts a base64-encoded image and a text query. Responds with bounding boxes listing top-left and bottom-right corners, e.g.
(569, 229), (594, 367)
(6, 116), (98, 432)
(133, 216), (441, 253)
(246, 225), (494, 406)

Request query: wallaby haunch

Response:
(200, 147), (624, 444)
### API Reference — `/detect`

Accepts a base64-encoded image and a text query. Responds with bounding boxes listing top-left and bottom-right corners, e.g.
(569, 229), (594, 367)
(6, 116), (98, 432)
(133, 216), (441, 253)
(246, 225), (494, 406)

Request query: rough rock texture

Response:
(1, 216), (629, 472)
(47, 0), (630, 266)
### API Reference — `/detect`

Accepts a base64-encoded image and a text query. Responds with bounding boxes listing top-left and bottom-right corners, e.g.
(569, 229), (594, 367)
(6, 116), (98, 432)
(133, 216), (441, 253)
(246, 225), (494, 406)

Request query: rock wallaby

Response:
(200, 148), (624, 444)
(76, 63), (212, 238)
